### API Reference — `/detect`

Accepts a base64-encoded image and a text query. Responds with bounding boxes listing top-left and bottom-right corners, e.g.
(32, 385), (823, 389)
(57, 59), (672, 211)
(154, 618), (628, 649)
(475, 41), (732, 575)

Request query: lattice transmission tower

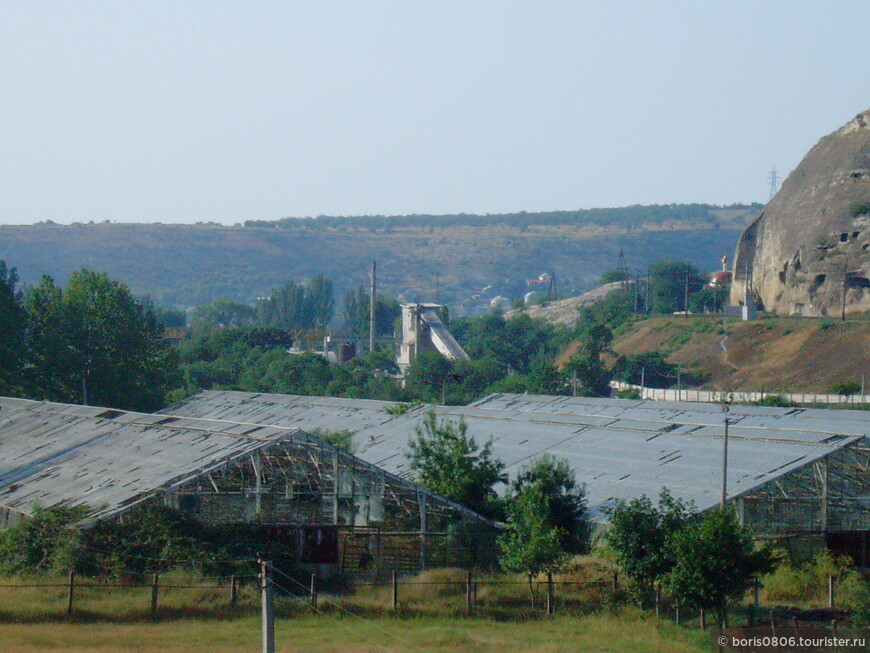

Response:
(768, 166), (779, 200)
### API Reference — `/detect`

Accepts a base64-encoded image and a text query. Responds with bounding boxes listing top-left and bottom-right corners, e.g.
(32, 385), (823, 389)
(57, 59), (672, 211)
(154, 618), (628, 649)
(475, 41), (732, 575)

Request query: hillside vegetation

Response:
(0, 204), (758, 312)
(603, 315), (870, 393)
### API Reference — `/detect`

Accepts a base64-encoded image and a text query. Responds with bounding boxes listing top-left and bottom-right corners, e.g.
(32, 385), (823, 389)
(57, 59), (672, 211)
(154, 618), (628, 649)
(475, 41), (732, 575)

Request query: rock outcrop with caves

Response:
(731, 110), (870, 316)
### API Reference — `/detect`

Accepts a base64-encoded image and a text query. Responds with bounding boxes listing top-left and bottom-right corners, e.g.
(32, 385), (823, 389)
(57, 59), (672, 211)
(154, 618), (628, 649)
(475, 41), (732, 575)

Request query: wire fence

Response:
(0, 564), (858, 632)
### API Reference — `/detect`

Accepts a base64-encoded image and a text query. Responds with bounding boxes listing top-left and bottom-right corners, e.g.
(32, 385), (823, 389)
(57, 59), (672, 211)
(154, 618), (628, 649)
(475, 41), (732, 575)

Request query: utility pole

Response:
(841, 263), (848, 322)
(721, 403), (730, 509)
(546, 271), (557, 302)
(260, 559), (275, 653)
(683, 268), (690, 318)
(633, 272), (640, 312)
(369, 261), (377, 353)
(616, 249), (629, 295)
(645, 267), (651, 313)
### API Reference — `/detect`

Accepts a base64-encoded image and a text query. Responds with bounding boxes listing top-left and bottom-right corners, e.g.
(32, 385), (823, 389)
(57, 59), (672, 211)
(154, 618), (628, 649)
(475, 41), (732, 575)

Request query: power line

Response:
(268, 563), (424, 652)
(768, 166), (779, 200)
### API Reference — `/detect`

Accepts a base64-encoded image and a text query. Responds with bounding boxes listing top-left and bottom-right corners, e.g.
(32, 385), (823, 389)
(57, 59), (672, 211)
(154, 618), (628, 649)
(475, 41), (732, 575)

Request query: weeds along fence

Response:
(0, 571), (260, 619)
(0, 567), (856, 630)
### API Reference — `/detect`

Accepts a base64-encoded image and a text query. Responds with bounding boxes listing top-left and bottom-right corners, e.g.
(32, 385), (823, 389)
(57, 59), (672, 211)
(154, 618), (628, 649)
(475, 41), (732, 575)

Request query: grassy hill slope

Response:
(605, 316), (870, 393)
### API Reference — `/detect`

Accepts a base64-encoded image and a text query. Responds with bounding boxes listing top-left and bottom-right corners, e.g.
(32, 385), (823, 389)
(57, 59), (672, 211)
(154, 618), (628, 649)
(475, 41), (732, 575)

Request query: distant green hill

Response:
(0, 204), (759, 314)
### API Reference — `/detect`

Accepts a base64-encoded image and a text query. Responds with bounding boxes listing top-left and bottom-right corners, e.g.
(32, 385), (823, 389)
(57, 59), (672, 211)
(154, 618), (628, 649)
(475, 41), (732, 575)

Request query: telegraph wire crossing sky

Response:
(1, 2), (868, 225)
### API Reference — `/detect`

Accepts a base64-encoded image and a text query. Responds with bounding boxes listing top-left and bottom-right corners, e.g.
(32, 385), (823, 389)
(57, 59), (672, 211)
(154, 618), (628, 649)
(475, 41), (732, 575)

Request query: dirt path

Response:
(719, 334), (739, 371)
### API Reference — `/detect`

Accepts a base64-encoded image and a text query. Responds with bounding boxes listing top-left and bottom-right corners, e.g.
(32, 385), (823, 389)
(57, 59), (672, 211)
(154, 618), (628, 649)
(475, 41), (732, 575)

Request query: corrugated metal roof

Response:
(0, 396), (493, 526)
(0, 397), (297, 521)
(164, 391), (869, 520)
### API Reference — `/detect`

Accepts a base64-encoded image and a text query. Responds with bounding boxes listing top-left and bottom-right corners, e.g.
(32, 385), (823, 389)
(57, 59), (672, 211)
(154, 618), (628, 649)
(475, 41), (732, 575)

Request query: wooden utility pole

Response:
(151, 573), (159, 616)
(465, 571), (474, 615)
(546, 572), (555, 615)
(369, 261), (377, 353)
(67, 571), (75, 616)
(841, 263), (848, 321)
(260, 559), (275, 653)
(683, 268), (690, 318)
(721, 403), (730, 509)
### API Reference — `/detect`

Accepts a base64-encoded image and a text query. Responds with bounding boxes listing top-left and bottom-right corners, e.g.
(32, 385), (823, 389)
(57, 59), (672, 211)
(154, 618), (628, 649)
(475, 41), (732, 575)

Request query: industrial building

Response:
(0, 397), (497, 573)
(397, 303), (469, 373)
(166, 391), (870, 565)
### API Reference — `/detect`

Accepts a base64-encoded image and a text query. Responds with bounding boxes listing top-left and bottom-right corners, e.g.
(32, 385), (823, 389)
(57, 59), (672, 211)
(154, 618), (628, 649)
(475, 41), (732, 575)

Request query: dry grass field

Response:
(0, 567), (715, 653)
(599, 315), (870, 393)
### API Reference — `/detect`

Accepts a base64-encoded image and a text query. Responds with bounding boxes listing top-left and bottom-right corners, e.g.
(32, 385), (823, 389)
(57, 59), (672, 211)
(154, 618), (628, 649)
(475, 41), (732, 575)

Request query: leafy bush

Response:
(838, 570), (870, 626)
(849, 200), (870, 217)
(0, 503), (296, 579)
(752, 395), (798, 408)
(762, 549), (855, 603)
(0, 505), (86, 575)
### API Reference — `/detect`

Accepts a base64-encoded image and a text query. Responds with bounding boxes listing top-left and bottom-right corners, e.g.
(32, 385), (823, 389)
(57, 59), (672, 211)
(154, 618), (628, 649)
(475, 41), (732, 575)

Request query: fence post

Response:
(612, 571), (619, 591)
(260, 559), (275, 653)
(151, 573), (159, 616)
(546, 572), (554, 615)
(654, 582), (661, 617)
(675, 607), (680, 625)
(699, 608), (706, 630)
(66, 570), (75, 617)
(465, 570), (473, 616)
(828, 575), (835, 609)
(230, 575), (238, 607)
(391, 570), (398, 610)
(310, 573), (318, 612)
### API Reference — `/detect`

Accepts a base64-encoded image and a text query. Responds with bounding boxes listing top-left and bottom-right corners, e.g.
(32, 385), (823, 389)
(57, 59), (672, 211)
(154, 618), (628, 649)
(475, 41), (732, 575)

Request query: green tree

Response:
(257, 275), (334, 330)
(25, 270), (179, 411)
(190, 298), (256, 332)
(341, 287), (401, 337)
(303, 274), (335, 328)
(406, 411), (506, 518)
(599, 269), (631, 285)
(406, 351), (454, 403)
(830, 380), (861, 402)
(613, 351), (676, 388)
(667, 508), (772, 626)
(605, 489), (694, 604)
(510, 455), (587, 553)
(650, 261), (707, 314)
(498, 482), (570, 601)
(688, 285), (729, 314)
(562, 352), (611, 397)
(0, 260), (26, 394)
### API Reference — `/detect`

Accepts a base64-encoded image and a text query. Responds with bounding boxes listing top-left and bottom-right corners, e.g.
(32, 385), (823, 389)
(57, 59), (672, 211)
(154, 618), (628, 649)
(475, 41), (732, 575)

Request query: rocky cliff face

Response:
(731, 110), (870, 316)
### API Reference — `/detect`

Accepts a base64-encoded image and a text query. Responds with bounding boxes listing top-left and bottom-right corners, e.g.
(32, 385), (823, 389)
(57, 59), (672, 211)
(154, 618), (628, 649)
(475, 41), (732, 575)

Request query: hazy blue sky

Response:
(1, 2), (868, 224)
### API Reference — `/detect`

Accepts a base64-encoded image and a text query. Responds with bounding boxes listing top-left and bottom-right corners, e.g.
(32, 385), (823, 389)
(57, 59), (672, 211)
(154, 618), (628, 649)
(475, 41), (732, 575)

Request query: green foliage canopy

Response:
(0, 260), (25, 395)
(498, 482), (570, 596)
(510, 455), (587, 553)
(667, 508), (772, 625)
(605, 489), (694, 603)
(24, 269), (179, 411)
(406, 411), (506, 519)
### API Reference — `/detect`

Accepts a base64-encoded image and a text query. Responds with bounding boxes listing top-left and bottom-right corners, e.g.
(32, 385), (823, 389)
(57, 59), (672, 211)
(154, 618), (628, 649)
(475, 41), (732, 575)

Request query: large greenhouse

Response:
(165, 391), (870, 565)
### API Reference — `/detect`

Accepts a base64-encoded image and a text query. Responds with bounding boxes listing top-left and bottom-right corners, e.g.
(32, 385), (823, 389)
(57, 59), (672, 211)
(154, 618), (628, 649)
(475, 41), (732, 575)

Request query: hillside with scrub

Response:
(0, 204), (757, 313)
(602, 315), (870, 394)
